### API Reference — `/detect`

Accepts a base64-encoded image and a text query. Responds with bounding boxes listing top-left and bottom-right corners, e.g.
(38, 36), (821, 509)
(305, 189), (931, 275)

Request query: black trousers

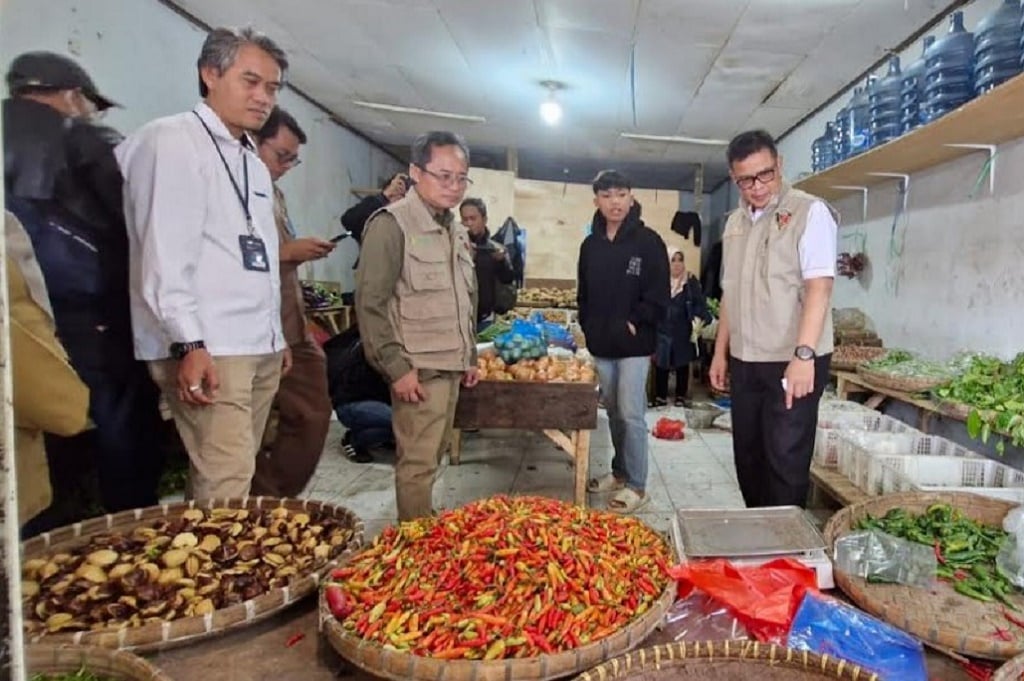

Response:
(729, 354), (830, 508)
(654, 366), (690, 400)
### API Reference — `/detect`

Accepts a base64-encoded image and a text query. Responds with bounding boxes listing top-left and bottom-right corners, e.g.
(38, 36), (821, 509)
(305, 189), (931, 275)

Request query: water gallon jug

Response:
(869, 56), (903, 146)
(811, 121), (836, 172)
(923, 11), (975, 123)
(847, 78), (874, 157)
(833, 97), (851, 162)
(973, 0), (1022, 94)
(900, 35), (935, 133)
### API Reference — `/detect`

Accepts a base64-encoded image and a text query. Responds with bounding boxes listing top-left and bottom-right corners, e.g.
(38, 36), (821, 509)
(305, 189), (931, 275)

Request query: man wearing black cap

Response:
(4, 51), (166, 532)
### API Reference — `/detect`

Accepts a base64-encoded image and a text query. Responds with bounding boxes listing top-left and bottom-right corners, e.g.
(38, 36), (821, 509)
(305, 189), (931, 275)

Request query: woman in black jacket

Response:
(653, 248), (711, 407)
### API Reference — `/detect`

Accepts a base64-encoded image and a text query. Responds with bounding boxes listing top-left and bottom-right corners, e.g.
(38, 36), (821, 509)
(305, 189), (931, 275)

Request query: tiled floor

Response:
(299, 406), (747, 541)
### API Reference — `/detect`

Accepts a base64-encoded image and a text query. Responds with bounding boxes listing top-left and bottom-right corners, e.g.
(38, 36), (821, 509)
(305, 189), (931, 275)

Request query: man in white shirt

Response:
(710, 129), (837, 508)
(116, 27), (291, 500)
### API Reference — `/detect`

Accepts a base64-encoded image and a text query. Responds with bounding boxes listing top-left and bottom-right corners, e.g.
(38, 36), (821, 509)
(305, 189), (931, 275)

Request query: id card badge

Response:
(239, 234), (270, 272)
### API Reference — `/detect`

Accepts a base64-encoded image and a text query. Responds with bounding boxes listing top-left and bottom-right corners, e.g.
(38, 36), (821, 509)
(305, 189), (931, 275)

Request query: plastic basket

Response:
(880, 457), (1024, 500)
(836, 431), (982, 495)
(819, 399), (872, 413)
(813, 413), (916, 468)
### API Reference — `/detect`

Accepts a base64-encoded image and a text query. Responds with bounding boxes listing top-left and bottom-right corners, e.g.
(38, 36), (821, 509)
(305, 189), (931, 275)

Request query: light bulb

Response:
(540, 99), (562, 125)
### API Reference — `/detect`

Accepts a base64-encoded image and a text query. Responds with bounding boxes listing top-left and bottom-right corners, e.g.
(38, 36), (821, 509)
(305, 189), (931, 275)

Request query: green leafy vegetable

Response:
(31, 668), (113, 681)
(935, 353), (1024, 454)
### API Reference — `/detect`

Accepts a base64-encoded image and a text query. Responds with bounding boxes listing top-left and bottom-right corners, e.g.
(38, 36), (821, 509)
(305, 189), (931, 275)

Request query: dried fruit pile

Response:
(324, 496), (672, 660)
(24, 506), (355, 636)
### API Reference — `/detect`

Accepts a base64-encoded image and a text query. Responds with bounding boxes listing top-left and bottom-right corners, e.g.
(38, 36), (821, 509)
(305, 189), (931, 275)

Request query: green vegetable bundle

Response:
(477, 321), (511, 343)
(861, 349), (952, 382)
(936, 353), (1024, 454)
(856, 504), (1017, 607)
(31, 670), (112, 681)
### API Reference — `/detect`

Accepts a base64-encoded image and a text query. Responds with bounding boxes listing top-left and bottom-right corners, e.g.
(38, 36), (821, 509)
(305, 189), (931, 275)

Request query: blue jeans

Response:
(336, 401), (393, 450)
(593, 356), (650, 492)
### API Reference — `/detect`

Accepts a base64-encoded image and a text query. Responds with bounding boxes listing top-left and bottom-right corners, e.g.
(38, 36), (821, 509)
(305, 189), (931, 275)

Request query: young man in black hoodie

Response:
(578, 170), (670, 513)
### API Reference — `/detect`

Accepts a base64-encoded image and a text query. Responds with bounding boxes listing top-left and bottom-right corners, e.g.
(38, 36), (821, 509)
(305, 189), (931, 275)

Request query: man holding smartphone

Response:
(251, 106), (335, 497)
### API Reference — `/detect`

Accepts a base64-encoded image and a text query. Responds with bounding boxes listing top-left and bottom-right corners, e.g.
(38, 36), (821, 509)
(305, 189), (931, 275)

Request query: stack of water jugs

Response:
(810, 3), (1023, 174)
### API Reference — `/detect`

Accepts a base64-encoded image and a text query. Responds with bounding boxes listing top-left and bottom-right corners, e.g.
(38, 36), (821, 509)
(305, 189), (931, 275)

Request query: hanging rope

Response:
(885, 180), (910, 296)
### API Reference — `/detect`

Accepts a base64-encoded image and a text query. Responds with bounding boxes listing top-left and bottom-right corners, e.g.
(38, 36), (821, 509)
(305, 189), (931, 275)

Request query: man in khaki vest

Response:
(355, 131), (479, 521)
(710, 130), (837, 508)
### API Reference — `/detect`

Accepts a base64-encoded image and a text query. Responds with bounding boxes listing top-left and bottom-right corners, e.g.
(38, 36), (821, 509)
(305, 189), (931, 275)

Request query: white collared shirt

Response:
(116, 101), (284, 360)
(749, 201), (838, 279)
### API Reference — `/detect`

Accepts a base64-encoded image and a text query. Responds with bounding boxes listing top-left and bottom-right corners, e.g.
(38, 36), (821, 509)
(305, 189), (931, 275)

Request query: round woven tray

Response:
(994, 651), (1024, 680)
(320, 568), (676, 681)
(832, 347), (888, 373)
(856, 365), (948, 394)
(823, 491), (1024, 660)
(936, 400), (984, 422)
(26, 643), (173, 680)
(571, 641), (879, 681)
(23, 497), (364, 653)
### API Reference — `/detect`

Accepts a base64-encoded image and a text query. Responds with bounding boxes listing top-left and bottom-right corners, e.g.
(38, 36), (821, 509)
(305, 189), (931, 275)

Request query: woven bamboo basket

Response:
(832, 347), (887, 373)
(571, 641), (880, 681)
(320, 571), (676, 681)
(823, 491), (1024, 660)
(26, 644), (173, 680)
(856, 365), (949, 394)
(22, 497), (363, 653)
(994, 651), (1024, 680)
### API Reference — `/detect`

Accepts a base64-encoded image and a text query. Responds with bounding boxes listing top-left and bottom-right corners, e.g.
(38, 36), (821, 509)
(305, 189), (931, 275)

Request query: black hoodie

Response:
(577, 204), (670, 359)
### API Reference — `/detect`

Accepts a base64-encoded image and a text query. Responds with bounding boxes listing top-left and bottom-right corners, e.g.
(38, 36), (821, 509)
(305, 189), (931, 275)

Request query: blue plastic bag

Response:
(787, 592), (927, 681)
(493, 320), (546, 364)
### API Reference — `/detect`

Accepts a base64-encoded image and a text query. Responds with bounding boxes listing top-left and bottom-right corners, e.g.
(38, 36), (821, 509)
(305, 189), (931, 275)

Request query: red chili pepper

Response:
(934, 541), (948, 566)
(324, 585), (352, 619)
(1004, 609), (1024, 630)
(285, 632), (305, 647)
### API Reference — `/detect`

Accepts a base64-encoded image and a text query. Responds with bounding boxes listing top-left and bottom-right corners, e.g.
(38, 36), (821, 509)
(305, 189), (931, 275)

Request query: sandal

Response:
(608, 487), (650, 514)
(654, 397), (668, 408)
(587, 474), (626, 493)
(674, 397), (686, 407)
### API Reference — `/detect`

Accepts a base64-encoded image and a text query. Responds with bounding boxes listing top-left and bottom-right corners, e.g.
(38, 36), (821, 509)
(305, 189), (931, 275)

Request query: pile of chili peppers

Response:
(323, 495), (673, 660)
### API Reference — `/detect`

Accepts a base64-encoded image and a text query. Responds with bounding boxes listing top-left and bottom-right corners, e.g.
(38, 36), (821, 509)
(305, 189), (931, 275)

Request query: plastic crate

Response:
(856, 454), (995, 496)
(836, 431), (982, 494)
(813, 413), (916, 468)
(819, 399), (872, 413)
(880, 459), (1024, 502)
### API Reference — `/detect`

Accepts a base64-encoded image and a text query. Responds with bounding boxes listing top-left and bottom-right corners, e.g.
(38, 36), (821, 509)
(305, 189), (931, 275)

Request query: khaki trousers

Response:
(252, 341), (332, 497)
(391, 372), (461, 521)
(149, 353), (282, 501)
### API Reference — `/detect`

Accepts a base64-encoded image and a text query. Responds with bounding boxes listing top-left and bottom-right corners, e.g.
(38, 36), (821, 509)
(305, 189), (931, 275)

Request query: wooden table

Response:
(809, 462), (870, 508)
(831, 370), (957, 433)
(450, 380), (599, 506)
(306, 304), (352, 336)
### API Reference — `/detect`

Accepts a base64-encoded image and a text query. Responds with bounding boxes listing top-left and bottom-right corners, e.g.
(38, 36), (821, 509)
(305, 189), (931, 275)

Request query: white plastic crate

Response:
(836, 431), (983, 494)
(880, 460), (1024, 502)
(813, 413), (916, 468)
(858, 454), (996, 496)
(819, 399), (873, 413)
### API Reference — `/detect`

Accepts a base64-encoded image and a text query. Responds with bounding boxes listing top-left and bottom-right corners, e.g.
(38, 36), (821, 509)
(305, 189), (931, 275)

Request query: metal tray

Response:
(674, 506), (826, 558)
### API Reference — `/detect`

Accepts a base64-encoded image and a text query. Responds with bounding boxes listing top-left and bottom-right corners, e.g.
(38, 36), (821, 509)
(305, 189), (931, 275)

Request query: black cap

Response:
(6, 51), (119, 111)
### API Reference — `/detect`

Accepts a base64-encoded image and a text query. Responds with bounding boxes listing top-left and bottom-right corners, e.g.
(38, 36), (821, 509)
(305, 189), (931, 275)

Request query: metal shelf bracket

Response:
(944, 143), (997, 194)
(830, 185), (868, 222)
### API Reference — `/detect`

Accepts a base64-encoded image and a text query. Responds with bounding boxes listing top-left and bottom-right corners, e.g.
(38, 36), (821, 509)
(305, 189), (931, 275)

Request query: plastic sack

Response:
(669, 558), (816, 643)
(647, 590), (750, 645)
(493, 319), (546, 364)
(834, 529), (937, 588)
(788, 592), (927, 681)
(996, 506), (1024, 588)
(652, 417), (685, 440)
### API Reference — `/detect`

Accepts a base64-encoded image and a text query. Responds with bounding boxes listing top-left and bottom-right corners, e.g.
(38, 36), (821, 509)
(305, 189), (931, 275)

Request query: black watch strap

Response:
(170, 340), (206, 359)
(794, 344), (816, 361)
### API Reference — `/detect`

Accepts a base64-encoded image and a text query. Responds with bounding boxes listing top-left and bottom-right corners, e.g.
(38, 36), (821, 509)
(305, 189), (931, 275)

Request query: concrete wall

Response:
(0, 0), (404, 292)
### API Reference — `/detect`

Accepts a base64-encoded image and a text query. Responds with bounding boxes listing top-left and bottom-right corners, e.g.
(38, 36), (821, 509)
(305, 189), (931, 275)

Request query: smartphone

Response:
(329, 232), (351, 243)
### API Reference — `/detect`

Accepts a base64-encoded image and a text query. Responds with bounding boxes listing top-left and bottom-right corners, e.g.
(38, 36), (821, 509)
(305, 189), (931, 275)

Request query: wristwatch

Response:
(170, 340), (206, 359)
(794, 345), (816, 361)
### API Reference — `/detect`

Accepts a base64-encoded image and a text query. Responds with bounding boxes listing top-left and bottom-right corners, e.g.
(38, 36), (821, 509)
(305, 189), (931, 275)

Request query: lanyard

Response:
(193, 111), (253, 234)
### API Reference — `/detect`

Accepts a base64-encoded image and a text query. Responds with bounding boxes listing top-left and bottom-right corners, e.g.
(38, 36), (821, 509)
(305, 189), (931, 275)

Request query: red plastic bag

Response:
(669, 558), (817, 643)
(653, 417), (685, 440)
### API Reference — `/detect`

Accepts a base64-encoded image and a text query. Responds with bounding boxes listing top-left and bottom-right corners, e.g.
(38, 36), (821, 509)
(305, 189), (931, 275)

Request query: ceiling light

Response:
(352, 100), (486, 123)
(540, 99), (562, 126)
(539, 79), (566, 126)
(620, 133), (730, 145)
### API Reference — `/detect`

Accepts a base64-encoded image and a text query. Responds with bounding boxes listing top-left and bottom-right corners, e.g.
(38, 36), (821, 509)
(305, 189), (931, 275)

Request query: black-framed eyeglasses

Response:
(416, 164), (472, 187)
(734, 167), (776, 190)
(263, 144), (301, 168)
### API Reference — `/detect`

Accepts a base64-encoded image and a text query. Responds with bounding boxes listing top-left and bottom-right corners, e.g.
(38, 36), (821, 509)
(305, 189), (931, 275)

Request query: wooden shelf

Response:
(794, 72), (1024, 203)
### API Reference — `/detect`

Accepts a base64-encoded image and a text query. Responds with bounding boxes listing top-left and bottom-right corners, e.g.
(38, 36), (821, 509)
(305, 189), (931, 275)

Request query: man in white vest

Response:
(710, 130), (837, 508)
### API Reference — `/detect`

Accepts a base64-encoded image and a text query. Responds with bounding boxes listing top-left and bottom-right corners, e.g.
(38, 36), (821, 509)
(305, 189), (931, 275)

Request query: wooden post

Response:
(449, 429), (462, 466)
(573, 430), (591, 506)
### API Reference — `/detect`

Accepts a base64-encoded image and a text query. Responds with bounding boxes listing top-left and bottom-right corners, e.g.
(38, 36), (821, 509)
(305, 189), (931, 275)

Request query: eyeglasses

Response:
(734, 167), (777, 190)
(416, 165), (473, 187)
(264, 144), (302, 168)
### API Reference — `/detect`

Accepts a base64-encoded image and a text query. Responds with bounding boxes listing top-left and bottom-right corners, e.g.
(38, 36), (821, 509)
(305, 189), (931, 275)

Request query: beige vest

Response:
(721, 183), (836, 362)
(384, 191), (476, 372)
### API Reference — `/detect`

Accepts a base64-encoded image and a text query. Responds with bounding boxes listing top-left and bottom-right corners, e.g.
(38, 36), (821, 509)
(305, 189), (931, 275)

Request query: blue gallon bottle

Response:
(847, 78), (874, 156)
(811, 121), (836, 172)
(923, 11), (976, 123)
(833, 97), (852, 162)
(869, 56), (903, 146)
(973, 0), (1023, 94)
(900, 35), (935, 133)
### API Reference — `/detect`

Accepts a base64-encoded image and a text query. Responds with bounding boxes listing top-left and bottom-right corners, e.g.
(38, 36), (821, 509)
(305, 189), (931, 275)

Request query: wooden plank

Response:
(795, 72), (1024, 204)
(542, 429), (574, 455)
(830, 371), (943, 416)
(573, 430), (591, 506)
(453, 381), (599, 430)
(810, 463), (870, 507)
